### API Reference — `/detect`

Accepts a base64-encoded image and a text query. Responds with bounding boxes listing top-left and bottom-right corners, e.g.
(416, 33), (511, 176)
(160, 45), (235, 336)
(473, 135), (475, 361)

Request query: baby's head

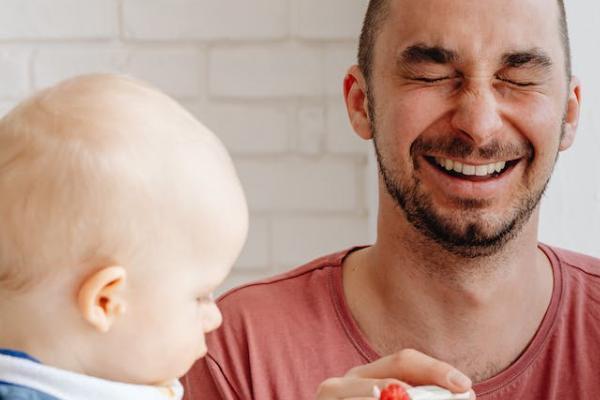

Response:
(0, 74), (248, 385)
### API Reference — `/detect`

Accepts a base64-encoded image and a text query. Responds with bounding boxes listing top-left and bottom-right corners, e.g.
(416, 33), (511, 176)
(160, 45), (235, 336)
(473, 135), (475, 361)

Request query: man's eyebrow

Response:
(501, 49), (553, 69)
(397, 44), (459, 65)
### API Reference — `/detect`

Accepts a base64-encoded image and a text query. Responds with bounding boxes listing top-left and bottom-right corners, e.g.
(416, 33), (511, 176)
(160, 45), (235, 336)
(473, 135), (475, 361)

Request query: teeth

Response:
(436, 158), (508, 177)
(462, 164), (475, 175)
(475, 165), (488, 176)
(444, 159), (454, 171)
(452, 162), (463, 174)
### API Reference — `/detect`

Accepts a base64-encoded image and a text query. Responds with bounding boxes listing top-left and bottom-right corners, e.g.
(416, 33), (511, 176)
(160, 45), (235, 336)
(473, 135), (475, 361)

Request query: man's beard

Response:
(369, 99), (557, 259)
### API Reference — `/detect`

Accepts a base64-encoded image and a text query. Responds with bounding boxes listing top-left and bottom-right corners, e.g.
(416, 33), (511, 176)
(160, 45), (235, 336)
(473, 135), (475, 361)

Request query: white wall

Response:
(367, 3), (600, 258)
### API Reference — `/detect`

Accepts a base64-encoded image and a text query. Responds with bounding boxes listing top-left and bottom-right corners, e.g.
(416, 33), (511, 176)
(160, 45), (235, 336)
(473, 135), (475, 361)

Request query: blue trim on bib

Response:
(0, 349), (40, 363)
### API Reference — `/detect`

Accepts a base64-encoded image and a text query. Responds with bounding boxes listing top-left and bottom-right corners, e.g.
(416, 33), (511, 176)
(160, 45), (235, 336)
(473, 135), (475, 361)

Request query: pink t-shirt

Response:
(182, 244), (600, 399)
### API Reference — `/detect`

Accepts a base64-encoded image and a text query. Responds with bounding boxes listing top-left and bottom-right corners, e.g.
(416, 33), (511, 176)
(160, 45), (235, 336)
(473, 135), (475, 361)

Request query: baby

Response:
(0, 74), (248, 399)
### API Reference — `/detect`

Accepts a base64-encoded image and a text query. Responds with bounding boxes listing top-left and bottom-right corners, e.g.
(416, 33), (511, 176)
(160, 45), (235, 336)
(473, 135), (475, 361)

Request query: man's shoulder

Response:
(218, 247), (357, 309)
(548, 245), (600, 278)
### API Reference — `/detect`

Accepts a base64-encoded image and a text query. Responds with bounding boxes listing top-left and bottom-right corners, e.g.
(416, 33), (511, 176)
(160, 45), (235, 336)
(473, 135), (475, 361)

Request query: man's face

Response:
(366, 0), (578, 257)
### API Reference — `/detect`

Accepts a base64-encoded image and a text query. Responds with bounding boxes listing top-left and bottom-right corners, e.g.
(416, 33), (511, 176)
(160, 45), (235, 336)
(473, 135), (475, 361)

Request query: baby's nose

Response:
(202, 302), (223, 333)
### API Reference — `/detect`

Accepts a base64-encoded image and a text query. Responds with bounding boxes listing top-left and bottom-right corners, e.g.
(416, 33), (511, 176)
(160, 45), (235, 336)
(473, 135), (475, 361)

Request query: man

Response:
(183, 0), (600, 398)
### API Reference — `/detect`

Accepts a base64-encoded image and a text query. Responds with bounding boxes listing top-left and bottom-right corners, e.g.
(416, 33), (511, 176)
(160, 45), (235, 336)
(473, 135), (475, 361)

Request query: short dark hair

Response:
(358, 0), (572, 83)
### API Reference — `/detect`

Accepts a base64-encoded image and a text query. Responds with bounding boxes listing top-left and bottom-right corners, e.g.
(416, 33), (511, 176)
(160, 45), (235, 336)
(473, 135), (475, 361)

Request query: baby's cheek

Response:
(196, 335), (208, 358)
(191, 311), (210, 355)
(166, 334), (206, 379)
(186, 334), (208, 373)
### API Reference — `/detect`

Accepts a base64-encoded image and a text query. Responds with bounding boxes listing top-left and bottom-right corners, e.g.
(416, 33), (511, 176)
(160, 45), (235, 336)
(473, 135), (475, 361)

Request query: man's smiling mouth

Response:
(425, 156), (521, 181)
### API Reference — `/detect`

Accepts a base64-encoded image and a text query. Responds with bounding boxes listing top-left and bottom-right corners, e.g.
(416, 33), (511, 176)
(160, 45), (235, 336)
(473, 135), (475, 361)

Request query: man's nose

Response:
(450, 83), (503, 146)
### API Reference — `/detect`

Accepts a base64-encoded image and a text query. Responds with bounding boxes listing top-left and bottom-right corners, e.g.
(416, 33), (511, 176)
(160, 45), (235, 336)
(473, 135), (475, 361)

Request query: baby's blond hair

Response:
(0, 74), (233, 291)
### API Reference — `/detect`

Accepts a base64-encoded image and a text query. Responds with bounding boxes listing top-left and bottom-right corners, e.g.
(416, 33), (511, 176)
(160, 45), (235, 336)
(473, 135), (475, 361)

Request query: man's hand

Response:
(316, 349), (475, 399)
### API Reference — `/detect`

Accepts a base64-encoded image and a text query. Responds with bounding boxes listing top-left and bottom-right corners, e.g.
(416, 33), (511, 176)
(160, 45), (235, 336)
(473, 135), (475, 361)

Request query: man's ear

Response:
(344, 65), (374, 140)
(559, 77), (582, 151)
(77, 266), (127, 333)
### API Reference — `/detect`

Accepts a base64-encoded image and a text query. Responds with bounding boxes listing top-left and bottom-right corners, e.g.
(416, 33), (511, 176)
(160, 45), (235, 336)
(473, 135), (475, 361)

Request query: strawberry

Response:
(379, 384), (410, 400)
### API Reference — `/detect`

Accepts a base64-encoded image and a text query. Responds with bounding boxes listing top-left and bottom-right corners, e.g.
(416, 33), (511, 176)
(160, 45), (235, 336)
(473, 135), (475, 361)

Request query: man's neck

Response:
(342, 215), (554, 382)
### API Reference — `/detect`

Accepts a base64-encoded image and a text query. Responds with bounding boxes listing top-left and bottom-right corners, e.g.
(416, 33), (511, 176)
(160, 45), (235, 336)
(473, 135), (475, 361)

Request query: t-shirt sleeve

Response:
(182, 355), (240, 400)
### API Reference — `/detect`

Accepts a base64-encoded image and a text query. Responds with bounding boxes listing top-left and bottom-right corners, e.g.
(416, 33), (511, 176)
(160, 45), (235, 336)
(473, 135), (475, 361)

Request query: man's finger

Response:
(345, 349), (472, 393)
(316, 377), (405, 399)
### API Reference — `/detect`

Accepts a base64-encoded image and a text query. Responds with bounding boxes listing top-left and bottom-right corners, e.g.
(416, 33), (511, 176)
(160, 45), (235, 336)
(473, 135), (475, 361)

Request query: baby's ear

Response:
(77, 266), (127, 333)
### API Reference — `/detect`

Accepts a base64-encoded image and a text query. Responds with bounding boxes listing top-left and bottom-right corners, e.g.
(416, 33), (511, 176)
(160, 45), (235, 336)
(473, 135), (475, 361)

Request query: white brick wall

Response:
(127, 48), (205, 99)
(272, 215), (369, 269)
(209, 44), (323, 98)
(0, 0), (118, 39)
(0, 48), (31, 99)
(33, 46), (129, 89)
(235, 157), (361, 212)
(291, 0), (368, 40)
(122, 0), (288, 41)
(0, 0), (371, 293)
(196, 103), (290, 155)
(295, 106), (325, 155)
